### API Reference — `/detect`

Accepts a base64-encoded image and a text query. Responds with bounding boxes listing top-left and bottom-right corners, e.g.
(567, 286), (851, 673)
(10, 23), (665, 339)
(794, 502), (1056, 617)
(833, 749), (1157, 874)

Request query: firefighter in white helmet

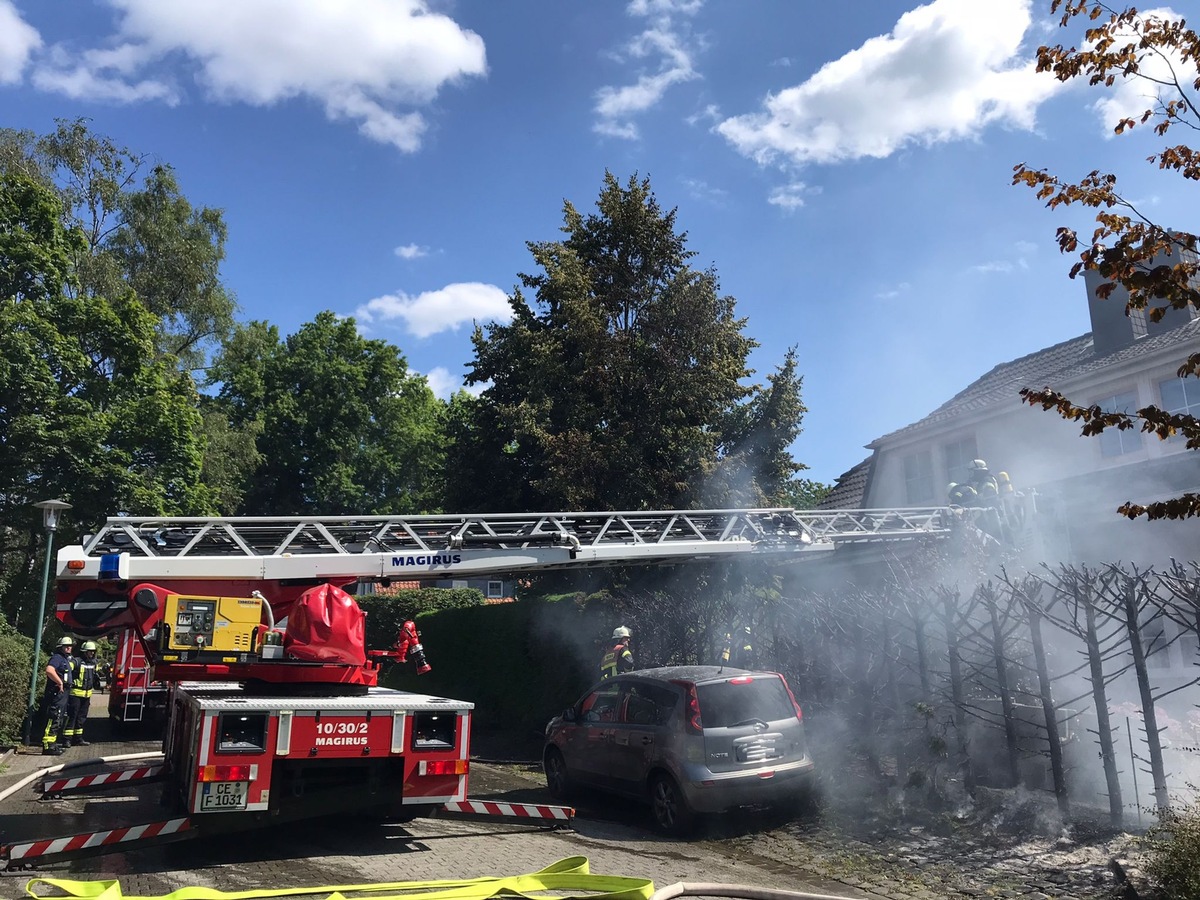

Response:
(599, 626), (634, 680)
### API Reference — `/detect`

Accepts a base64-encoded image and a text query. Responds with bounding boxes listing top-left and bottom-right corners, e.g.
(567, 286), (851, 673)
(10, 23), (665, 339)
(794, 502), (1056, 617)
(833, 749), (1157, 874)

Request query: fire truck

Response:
(108, 629), (169, 727)
(2, 507), (949, 868)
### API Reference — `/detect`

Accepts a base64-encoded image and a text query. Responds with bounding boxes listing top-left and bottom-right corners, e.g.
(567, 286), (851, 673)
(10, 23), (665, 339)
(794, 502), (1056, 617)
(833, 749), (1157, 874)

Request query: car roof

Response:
(617, 665), (773, 686)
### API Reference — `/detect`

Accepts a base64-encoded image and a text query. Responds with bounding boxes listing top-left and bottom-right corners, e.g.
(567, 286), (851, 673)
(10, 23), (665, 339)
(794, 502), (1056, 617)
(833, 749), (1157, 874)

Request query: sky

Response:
(0, 0), (1192, 490)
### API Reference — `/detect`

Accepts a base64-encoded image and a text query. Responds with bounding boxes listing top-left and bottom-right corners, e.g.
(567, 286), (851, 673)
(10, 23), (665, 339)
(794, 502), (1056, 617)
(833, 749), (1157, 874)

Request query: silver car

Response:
(543, 665), (815, 834)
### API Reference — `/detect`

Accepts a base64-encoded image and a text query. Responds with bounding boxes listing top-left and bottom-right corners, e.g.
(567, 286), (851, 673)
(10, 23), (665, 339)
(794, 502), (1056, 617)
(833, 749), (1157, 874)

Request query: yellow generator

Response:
(160, 593), (264, 663)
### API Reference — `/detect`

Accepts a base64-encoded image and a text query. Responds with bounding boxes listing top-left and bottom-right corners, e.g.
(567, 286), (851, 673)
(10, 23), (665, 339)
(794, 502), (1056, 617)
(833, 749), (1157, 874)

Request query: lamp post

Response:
(22, 499), (72, 746)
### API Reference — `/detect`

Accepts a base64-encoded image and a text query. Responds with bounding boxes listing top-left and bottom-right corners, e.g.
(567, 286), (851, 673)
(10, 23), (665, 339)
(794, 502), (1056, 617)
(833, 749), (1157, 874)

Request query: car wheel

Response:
(649, 773), (695, 836)
(544, 748), (573, 800)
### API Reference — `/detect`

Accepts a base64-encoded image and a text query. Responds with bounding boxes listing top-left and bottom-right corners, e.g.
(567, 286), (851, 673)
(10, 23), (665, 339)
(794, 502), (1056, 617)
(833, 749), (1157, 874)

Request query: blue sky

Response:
(0, 0), (1191, 488)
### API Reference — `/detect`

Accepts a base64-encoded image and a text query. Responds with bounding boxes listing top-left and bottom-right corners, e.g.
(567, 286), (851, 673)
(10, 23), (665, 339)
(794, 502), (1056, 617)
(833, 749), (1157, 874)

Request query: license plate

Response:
(200, 781), (248, 811)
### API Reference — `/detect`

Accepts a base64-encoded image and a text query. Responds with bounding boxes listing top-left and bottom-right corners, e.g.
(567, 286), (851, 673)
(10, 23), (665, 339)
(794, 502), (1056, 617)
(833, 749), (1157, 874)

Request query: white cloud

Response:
(717, 0), (1060, 167)
(593, 0), (703, 139)
(1085, 7), (1186, 136)
(394, 243), (428, 260)
(875, 281), (911, 300)
(971, 260), (1015, 274)
(0, 1), (41, 85)
(28, 0), (486, 152)
(354, 281), (511, 338)
(767, 181), (819, 210)
(681, 177), (727, 204)
(422, 366), (487, 400)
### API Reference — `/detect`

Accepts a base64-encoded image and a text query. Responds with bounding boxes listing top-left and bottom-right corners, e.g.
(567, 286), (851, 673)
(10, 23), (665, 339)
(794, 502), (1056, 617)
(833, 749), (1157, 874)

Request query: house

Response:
(825, 265), (1200, 568)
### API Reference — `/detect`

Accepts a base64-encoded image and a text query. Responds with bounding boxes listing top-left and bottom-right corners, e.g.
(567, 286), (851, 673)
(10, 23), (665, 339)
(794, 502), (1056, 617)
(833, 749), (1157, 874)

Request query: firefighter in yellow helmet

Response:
(41, 636), (74, 754)
(599, 626), (634, 680)
(66, 640), (99, 746)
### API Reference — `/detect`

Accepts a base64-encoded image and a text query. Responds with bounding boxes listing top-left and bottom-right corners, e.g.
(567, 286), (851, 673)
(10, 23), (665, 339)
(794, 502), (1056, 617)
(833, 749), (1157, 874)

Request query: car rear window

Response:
(696, 676), (794, 728)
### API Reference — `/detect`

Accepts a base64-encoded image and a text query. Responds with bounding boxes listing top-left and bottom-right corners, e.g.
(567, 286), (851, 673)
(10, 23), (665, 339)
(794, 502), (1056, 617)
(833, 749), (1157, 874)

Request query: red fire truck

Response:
(109, 629), (169, 728)
(2, 508), (946, 867)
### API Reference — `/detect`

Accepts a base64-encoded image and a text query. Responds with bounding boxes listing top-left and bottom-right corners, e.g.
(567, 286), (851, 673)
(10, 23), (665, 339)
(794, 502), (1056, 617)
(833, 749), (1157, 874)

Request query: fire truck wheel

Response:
(543, 747), (573, 801)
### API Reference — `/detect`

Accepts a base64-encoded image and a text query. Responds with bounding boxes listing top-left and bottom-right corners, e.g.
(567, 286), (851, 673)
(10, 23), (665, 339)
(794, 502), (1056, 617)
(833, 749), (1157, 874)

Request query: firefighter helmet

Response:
(56, 636), (74, 648)
(969, 459), (989, 472)
(81, 640), (98, 652)
(612, 626), (632, 640)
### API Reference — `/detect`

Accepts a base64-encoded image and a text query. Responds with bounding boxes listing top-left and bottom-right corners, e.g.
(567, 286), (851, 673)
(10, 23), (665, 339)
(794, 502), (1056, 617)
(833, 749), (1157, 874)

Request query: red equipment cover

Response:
(284, 584), (367, 666)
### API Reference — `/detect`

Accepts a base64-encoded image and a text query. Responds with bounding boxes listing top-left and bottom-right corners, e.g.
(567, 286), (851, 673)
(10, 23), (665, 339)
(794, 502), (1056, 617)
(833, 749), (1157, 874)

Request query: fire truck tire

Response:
(543, 747), (573, 801)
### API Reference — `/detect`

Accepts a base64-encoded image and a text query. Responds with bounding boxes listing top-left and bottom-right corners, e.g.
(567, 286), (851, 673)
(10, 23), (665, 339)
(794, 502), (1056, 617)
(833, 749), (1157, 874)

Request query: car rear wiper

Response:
(730, 718), (769, 729)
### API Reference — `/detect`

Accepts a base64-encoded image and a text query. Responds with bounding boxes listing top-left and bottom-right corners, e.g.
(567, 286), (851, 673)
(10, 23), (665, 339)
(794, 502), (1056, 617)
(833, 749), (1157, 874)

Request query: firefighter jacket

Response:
(599, 641), (634, 680)
(44, 651), (72, 697)
(69, 656), (97, 698)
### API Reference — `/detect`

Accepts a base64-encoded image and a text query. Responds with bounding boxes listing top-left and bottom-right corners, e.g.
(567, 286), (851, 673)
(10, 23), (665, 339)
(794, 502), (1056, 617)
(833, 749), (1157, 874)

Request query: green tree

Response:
(21, 119), (237, 371)
(1014, 2), (1200, 519)
(0, 171), (214, 628)
(714, 348), (812, 506)
(780, 477), (833, 511)
(464, 172), (778, 511)
(210, 312), (447, 514)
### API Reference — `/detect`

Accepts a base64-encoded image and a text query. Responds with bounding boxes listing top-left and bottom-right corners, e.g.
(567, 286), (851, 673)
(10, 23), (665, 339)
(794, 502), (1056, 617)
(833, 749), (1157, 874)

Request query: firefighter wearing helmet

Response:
(41, 636), (74, 754)
(66, 640), (99, 746)
(599, 626), (634, 680)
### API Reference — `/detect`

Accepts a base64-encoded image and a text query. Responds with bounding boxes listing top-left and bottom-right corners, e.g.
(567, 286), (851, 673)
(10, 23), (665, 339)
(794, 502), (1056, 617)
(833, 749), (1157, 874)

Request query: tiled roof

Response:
(366, 581), (422, 594)
(818, 457), (872, 509)
(871, 318), (1200, 446)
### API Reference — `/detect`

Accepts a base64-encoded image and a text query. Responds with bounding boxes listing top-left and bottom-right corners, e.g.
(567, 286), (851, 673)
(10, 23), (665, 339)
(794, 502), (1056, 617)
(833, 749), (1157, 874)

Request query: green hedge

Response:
(358, 588), (484, 650)
(380, 597), (609, 739)
(0, 620), (41, 746)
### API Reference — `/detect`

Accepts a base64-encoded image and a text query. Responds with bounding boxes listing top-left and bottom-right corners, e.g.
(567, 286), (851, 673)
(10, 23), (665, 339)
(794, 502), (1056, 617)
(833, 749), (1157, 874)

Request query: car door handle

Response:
(641, 736), (653, 745)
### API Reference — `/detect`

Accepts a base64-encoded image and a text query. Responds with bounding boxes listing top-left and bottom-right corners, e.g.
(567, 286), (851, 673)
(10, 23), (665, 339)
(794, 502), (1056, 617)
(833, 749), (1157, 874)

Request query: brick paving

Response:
(0, 697), (1146, 899)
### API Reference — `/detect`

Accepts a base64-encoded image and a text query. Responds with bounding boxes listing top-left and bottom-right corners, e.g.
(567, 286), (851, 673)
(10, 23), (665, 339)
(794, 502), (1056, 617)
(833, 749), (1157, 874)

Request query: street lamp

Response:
(22, 499), (72, 747)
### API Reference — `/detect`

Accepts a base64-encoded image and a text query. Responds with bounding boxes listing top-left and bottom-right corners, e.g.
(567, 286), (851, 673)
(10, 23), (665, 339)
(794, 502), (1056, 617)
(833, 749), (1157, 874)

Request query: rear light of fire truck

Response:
(197, 765), (253, 782)
(418, 759), (468, 776)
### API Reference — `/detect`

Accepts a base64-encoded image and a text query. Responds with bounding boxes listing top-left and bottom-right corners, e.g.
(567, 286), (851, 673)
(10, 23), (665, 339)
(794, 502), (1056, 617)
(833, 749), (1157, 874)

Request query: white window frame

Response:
(903, 449), (935, 505)
(1094, 390), (1143, 458)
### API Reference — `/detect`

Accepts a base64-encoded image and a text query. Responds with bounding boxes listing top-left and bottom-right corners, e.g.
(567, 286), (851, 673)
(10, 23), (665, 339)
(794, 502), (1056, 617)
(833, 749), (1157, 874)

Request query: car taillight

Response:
(780, 675), (803, 723)
(672, 680), (703, 734)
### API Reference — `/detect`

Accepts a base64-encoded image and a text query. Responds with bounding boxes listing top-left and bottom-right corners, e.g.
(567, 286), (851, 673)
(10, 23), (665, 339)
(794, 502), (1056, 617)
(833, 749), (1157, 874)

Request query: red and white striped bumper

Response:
(442, 799), (574, 824)
(41, 765), (164, 796)
(3, 818), (191, 867)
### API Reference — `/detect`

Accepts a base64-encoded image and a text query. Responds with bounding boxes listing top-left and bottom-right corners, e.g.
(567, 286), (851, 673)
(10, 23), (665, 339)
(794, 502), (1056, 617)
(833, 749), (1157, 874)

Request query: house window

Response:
(1160, 377), (1200, 443)
(942, 437), (978, 488)
(1096, 391), (1143, 457)
(487, 581), (504, 599)
(903, 450), (934, 505)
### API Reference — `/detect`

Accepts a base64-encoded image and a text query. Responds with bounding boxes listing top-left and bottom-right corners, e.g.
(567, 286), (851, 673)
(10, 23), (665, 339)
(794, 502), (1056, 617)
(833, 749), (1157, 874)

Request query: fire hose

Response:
(21, 856), (863, 900)
(0, 752), (163, 806)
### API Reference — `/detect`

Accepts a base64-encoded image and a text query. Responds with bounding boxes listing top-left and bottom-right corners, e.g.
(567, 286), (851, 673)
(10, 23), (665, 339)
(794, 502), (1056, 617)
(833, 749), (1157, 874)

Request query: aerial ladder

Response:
(4, 506), (950, 869)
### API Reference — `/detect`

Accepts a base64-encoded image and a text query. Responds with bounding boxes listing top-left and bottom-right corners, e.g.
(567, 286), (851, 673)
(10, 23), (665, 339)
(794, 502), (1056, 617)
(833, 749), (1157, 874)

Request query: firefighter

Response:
(947, 482), (977, 508)
(599, 626), (634, 680)
(41, 636), (74, 755)
(967, 459), (999, 502)
(66, 640), (99, 746)
(724, 628), (753, 672)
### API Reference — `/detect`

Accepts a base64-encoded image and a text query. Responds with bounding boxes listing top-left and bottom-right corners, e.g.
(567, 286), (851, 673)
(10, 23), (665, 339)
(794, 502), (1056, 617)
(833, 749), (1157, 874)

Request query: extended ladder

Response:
(57, 507), (952, 585)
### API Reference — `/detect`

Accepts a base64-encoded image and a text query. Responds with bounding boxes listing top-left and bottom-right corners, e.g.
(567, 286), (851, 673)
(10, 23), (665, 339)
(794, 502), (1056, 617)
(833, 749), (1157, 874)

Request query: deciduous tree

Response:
(1014, 2), (1200, 519)
(209, 312), (446, 514)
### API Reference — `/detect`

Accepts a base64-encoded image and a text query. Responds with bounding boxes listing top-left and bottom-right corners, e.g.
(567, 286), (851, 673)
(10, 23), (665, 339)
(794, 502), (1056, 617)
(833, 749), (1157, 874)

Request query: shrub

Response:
(1145, 795), (1200, 900)
(0, 620), (41, 746)
(358, 588), (484, 650)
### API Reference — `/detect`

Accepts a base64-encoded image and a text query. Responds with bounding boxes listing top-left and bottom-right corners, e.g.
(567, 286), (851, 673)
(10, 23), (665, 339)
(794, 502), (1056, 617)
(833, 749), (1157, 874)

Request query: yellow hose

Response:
(25, 856), (653, 900)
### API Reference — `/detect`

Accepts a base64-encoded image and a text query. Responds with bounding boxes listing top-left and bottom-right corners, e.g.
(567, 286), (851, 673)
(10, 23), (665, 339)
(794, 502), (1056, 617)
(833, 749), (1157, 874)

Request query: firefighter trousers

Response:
(42, 688), (68, 751)
(66, 694), (92, 744)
